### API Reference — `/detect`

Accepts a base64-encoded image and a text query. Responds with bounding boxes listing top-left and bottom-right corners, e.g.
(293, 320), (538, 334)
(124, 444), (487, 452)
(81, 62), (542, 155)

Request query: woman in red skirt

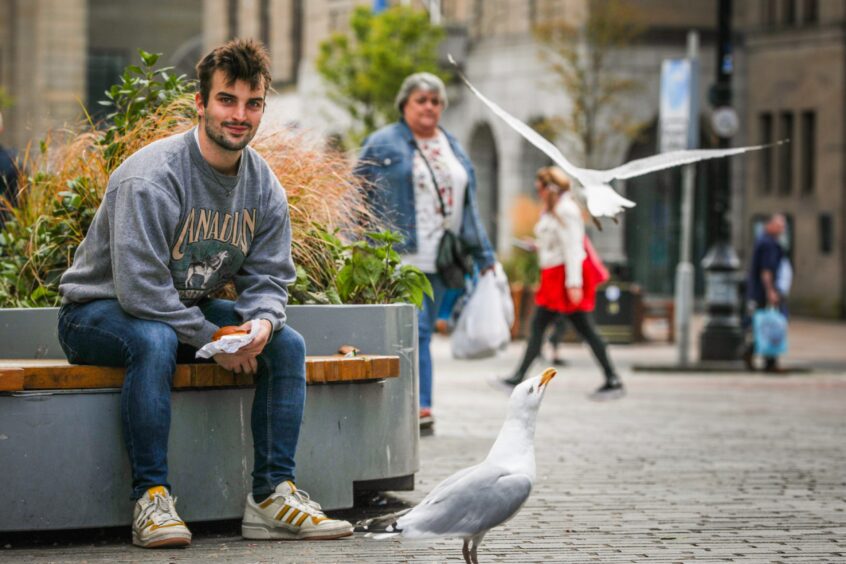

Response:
(502, 167), (623, 398)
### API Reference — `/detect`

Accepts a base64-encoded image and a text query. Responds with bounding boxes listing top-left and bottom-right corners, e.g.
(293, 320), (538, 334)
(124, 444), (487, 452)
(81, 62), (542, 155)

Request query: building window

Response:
(228, 0), (239, 39)
(802, 0), (818, 23)
(759, 112), (773, 194)
(782, 0), (796, 25)
(819, 213), (833, 254)
(260, 0), (270, 48)
(762, 0), (777, 26)
(800, 110), (816, 194)
(87, 51), (128, 120)
(779, 111), (794, 195)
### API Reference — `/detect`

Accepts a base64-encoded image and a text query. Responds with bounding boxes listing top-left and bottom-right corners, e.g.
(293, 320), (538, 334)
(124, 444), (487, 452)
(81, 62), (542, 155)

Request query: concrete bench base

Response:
(0, 305), (419, 532)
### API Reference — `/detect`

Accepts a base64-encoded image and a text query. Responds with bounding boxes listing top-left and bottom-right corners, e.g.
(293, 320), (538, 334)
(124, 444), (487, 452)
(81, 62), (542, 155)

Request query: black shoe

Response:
(503, 375), (524, 386)
(550, 357), (568, 367)
(488, 375), (520, 394)
(764, 361), (788, 374)
(590, 378), (624, 400)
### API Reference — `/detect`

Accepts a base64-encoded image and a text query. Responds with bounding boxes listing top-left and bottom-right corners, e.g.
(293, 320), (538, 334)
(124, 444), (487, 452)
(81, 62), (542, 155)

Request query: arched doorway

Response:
(468, 122), (499, 246)
(623, 119), (713, 296)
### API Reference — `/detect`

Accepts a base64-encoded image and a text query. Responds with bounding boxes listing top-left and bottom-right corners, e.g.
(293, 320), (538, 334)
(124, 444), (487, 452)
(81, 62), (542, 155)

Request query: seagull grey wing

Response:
(396, 465), (532, 539)
(594, 144), (775, 182)
(448, 55), (586, 184)
(424, 464), (481, 498)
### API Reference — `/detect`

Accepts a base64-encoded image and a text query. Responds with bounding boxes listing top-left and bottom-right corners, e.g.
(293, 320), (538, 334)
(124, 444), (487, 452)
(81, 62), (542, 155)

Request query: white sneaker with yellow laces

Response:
(242, 481), (354, 540)
(132, 486), (192, 548)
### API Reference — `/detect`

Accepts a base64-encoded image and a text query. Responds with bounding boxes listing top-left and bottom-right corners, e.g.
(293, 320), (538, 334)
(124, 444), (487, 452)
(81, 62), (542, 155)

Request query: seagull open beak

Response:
(539, 367), (557, 389)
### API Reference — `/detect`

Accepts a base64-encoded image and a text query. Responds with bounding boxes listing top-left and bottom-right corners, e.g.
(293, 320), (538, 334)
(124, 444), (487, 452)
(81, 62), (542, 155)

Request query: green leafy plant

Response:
(502, 248), (539, 288)
(337, 230), (432, 307)
(316, 5), (447, 146)
(0, 176), (100, 306)
(289, 226), (432, 308)
(97, 49), (194, 171)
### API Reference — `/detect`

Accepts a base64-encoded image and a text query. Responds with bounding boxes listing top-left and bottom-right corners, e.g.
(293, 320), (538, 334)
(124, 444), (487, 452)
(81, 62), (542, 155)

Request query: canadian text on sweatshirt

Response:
(59, 128), (296, 349)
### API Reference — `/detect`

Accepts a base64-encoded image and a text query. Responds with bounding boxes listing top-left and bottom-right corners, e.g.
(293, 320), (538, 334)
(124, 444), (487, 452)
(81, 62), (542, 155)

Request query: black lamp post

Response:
(699, 0), (744, 361)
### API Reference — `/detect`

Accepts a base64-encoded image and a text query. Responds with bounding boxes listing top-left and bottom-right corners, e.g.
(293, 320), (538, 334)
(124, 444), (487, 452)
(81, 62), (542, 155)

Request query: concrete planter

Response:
(0, 304), (418, 531)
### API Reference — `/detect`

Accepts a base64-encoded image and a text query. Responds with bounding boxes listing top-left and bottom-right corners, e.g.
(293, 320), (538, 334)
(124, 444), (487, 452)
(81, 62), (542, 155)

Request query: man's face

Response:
(196, 70), (265, 152)
(768, 215), (786, 236)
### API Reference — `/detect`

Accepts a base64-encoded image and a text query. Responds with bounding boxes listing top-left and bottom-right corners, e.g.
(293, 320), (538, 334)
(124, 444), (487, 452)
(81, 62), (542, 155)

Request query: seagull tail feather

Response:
(365, 520), (404, 539)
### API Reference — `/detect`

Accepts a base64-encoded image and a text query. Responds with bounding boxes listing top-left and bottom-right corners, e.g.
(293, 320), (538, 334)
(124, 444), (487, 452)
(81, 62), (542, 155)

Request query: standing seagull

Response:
(370, 368), (556, 563)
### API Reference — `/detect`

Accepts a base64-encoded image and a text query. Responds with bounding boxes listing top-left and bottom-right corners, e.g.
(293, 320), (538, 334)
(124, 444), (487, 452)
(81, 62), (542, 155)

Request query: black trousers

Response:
(513, 306), (617, 382)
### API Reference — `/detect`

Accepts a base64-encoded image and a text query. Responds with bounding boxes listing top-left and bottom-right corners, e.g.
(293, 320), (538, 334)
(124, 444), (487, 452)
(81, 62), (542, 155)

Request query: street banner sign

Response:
(659, 58), (698, 152)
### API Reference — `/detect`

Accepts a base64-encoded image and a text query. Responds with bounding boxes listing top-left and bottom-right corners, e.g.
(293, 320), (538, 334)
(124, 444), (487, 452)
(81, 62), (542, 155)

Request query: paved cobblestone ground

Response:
(3, 317), (845, 563)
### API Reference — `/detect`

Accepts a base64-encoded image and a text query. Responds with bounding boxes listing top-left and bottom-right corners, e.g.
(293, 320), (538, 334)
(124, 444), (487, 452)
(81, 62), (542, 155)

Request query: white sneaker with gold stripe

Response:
(132, 486), (192, 548)
(242, 481), (354, 540)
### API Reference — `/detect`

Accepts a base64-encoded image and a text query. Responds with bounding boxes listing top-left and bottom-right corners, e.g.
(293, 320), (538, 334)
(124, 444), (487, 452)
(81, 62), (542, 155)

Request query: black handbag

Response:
(415, 145), (473, 289)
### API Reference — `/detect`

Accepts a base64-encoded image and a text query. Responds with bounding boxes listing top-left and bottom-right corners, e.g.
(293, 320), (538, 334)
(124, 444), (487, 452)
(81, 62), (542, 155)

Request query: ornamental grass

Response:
(0, 94), (381, 307)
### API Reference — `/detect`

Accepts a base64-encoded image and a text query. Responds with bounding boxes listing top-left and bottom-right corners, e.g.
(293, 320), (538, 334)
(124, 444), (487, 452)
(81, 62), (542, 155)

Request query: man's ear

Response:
(195, 91), (204, 118)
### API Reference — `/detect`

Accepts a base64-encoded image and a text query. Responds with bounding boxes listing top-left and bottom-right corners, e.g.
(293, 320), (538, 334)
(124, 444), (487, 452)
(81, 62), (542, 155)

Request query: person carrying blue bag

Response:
(743, 213), (789, 373)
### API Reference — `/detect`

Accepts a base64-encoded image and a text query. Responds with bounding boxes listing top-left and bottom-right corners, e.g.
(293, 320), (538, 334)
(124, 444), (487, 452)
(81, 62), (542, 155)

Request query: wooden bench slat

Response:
(0, 355), (400, 391)
(0, 368), (24, 392)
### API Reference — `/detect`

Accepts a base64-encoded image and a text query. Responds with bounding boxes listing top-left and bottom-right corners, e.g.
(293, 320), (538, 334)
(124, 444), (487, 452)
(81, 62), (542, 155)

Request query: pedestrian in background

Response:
(744, 212), (788, 373)
(501, 166), (623, 399)
(355, 72), (496, 429)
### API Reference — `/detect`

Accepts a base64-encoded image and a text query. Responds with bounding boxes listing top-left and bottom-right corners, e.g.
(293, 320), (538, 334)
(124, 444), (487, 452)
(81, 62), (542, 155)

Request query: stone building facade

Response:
(0, 0), (201, 148)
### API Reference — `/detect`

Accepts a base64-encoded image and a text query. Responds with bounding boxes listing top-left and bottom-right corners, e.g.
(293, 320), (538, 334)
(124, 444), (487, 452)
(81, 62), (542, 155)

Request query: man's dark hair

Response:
(196, 38), (272, 106)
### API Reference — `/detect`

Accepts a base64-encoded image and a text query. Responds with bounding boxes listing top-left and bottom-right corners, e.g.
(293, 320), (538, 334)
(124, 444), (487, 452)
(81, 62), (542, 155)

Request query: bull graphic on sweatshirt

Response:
(186, 250), (229, 289)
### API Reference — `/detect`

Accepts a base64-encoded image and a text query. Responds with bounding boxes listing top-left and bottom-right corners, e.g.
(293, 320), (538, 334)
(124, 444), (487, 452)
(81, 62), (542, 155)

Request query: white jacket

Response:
(534, 192), (586, 288)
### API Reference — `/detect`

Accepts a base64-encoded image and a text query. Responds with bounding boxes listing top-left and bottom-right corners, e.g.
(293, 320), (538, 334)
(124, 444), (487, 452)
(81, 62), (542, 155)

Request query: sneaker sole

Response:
(242, 522), (354, 541)
(132, 530), (192, 548)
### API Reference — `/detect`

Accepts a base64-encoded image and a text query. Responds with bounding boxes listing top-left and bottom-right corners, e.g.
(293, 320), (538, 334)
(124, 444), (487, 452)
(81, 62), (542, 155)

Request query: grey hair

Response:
(395, 72), (448, 113)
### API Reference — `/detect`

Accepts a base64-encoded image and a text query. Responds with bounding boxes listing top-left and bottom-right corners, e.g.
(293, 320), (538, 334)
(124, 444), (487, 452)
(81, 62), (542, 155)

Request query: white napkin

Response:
(195, 321), (262, 359)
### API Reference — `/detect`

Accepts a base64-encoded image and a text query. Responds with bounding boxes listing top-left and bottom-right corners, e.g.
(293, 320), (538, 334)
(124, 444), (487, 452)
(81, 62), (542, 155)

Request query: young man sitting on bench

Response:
(57, 38), (353, 548)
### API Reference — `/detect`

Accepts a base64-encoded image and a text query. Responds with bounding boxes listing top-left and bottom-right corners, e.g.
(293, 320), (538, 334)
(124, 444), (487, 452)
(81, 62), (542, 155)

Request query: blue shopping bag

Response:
(753, 308), (788, 357)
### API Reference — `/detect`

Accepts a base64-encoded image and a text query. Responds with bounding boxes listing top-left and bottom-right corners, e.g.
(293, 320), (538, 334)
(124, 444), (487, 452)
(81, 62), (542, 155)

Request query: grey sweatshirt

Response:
(59, 128), (296, 349)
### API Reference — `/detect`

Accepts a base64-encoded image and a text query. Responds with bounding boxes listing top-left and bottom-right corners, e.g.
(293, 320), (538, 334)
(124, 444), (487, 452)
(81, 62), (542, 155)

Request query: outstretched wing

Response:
(593, 143), (782, 183)
(448, 55), (587, 185)
(449, 55), (775, 219)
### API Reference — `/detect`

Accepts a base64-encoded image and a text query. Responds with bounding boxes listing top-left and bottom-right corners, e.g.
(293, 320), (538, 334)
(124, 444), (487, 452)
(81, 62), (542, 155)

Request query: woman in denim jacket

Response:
(355, 72), (496, 428)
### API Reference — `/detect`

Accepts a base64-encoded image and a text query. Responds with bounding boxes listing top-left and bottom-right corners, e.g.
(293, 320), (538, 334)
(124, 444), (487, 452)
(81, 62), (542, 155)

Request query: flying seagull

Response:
(367, 367), (557, 563)
(447, 55), (778, 221)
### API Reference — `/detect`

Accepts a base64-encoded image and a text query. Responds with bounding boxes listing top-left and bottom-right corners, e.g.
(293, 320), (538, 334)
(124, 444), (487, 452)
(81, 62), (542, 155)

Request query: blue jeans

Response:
(57, 298), (306, 501)
(418, 274), (447, 409)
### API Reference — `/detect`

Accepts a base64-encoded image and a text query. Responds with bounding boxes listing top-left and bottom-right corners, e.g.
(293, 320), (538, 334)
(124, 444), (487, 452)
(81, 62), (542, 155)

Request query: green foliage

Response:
(0, 177), (100, 307)
(289, 227), (432, 308)
(316, 5), (447, 146)
(97, 49), (194, 171)
(0, 86), (12, 111)
(502, 249), (539, 287)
